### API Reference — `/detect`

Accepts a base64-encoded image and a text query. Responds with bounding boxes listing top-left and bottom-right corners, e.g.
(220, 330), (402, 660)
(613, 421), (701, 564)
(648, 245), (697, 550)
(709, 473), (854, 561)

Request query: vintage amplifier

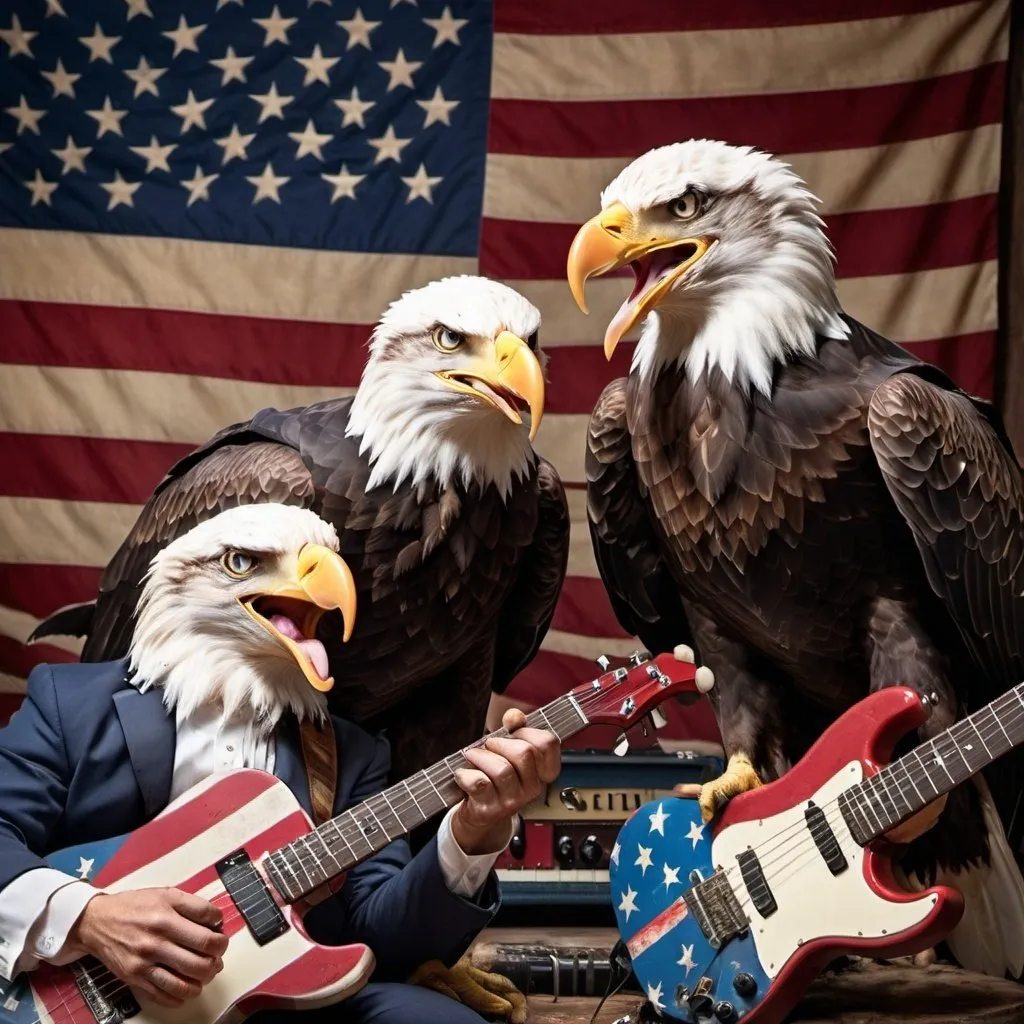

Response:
(494, 748), (723, 905)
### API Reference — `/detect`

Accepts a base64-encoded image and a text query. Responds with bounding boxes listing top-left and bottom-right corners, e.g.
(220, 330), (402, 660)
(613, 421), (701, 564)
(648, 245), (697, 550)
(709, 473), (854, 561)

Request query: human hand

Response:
(452, 709), (561, 855)
(68, 887), (228, 1007)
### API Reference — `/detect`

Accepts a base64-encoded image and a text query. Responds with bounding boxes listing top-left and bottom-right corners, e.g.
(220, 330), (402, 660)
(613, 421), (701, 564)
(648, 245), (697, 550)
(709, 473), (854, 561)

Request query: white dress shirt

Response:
(0, 702), (508, 981)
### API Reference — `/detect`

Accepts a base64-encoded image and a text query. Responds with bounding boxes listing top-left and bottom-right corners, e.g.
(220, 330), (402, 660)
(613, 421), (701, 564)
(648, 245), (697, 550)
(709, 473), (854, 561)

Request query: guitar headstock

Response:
(569, 646), (714, 754)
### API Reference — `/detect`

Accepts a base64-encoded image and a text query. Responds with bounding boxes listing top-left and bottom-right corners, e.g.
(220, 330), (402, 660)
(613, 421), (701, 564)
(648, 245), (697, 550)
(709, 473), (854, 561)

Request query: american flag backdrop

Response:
(0, 1), (1012, 731)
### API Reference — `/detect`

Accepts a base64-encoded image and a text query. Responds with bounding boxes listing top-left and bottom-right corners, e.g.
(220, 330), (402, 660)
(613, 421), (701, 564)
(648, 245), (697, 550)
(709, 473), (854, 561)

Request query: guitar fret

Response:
(402, 779), (425, 817)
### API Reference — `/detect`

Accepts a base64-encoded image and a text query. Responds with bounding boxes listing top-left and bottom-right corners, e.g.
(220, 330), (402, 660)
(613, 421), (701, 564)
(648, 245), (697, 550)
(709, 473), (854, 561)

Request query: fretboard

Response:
(265, 693), (588, 902)
(840, 681), (1024, 845)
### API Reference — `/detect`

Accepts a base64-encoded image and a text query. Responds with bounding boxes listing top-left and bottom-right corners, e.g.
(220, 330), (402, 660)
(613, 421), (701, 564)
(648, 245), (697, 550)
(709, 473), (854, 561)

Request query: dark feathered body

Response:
(588, 318), (1024, 882)
(51, 397), (569, 784)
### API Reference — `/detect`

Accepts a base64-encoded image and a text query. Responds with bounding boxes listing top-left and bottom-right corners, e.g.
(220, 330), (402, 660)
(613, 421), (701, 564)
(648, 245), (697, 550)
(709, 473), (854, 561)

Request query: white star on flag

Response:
(130, 136), (176, 173)
(610, 841), (620, 867)
(368, 125), (410, 163)
(635, 844), (654, 876)
(124, 56), (166, 98)
(163, 16), (206, 57)
(417, 86), (459, 128)
(41, 60), (81, 99)
(79, 23), (120, 63)
(181, 166), (218, 206)
(6, 96), (45, 134)
(44, 0), (67, 17)
(618, 885), (639, 922)
(100, 171), (142, 210)
(423, 6), (467, 47)
(254, 5), (297, 46)
(215, 125), (255, 164)
(124, 0), (153, 20)
(216, 0), (243, 7)
(379, 49), (421, 90)
(337, 9), (379, 50)
(210, 47), (253, 86)
(335, 87), (374, 128)
(251, 82), (292, 123)
(295, 44), (339, 86)
(52, 136), (91, 174)
(649, 802), (670, 836)
(646, 981), (665, 1012)
(661, 862), (682, 890)
(76, 857), (95, 880)
(171, 91), (214, 133)
(322, 165), (364, 202)
(25, 170), (58, 207)
(1, 15), (37, 58)
(86, 97), (127, 137)
(677, 943), (697, 976)
(289, 120), (331, 161)
(685, 819), (706, 849)
(247, 162), (289, 204)
(401, 163), (441, 203)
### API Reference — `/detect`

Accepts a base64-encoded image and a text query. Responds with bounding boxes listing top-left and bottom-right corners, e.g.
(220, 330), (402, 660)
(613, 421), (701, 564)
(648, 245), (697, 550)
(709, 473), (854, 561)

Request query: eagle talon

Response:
(698, 753), (763, 824)
(410, 955), (528, 1023)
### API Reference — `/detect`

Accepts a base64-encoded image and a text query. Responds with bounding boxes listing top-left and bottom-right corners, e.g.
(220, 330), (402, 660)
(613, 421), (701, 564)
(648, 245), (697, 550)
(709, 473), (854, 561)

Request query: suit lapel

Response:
(274, 715), (314, 818)
(112, 685), (176, 819)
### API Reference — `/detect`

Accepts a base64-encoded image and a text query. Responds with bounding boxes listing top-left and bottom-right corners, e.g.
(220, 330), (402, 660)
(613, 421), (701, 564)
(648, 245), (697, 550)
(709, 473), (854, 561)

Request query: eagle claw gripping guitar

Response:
(611, 683), (1024, 1024)
(0, 651), (702, 1024)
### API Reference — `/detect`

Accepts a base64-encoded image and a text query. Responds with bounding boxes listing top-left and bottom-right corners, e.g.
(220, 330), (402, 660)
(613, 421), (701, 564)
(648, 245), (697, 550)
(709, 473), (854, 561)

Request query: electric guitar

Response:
(0, 650), (706, 1024)
(610, 682), (1024, 1024)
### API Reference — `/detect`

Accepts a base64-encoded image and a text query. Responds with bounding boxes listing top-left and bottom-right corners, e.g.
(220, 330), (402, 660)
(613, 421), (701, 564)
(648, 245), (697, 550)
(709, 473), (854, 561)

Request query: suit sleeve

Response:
(303, 735), (499, 977)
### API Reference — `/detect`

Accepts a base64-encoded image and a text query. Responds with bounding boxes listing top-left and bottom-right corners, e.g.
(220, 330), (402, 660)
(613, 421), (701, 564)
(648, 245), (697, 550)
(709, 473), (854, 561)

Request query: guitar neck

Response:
(840, 681), (1024, 845)
(266, 693), (589, 902)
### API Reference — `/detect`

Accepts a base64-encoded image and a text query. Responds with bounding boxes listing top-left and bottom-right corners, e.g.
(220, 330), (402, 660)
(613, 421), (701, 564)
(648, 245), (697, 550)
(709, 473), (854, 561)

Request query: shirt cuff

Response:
(435, 807), (513, 899)
(0, 869), (98, 981)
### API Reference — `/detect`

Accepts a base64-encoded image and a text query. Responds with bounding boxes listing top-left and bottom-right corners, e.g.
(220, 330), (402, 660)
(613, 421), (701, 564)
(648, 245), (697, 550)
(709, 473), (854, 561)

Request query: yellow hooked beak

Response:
(434, 330), (546, 440)
(566, 200), (713, 359)
(241, 543), (358, 693)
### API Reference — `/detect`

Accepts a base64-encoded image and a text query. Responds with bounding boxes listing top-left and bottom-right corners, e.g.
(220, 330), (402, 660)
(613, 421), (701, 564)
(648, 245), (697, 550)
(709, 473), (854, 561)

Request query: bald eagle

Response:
(567, 139), (1024, 978)
(33, 275), (569, 787)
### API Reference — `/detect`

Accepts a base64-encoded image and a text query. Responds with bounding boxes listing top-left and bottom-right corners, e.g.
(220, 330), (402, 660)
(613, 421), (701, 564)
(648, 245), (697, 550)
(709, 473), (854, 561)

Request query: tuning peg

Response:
(673, 644), (695, 663)
(695, 666), (716, 693)
(595, 653), (611, 671)
(628, 649), (653, 666)
(648, 706), (669, 730)
(613, 732), (630, 756)
(560, 786), (586, 812)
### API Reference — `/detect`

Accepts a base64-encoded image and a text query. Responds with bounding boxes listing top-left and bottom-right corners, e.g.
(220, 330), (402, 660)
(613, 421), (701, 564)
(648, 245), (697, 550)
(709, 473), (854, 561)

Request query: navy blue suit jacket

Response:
(0, 660), (498, 979)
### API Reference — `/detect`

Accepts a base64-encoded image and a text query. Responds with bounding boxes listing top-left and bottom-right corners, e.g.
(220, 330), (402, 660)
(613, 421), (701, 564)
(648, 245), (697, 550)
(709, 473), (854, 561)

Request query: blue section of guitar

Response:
(610, 797), (770, 1022)
(0, 835), (128, 1023)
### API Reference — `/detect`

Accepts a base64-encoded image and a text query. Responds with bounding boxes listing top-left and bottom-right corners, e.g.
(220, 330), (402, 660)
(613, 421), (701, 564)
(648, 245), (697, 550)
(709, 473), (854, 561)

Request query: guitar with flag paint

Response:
(610, 682), (1024, 1023)
(0, 650), (712, 1024)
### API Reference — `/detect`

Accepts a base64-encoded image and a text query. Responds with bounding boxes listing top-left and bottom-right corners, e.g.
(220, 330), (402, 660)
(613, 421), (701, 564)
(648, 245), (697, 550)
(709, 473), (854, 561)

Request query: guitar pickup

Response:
(216, 849), (289, 945)
(805, 801), (848, 876)
(736, 848), (777, 918)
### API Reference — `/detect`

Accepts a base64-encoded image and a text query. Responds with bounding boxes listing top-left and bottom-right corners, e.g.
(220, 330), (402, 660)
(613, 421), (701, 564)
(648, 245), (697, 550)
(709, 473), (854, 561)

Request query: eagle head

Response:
(567, 139), (848, 394)
(129, 504), (357, 731)
(346, 275), (546, 497)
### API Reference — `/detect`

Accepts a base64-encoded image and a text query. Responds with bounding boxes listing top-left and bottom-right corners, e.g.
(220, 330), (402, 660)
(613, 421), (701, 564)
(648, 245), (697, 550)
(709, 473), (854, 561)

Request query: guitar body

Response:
(0, 769), (373, 1024)
(611, 687), (964, 1024)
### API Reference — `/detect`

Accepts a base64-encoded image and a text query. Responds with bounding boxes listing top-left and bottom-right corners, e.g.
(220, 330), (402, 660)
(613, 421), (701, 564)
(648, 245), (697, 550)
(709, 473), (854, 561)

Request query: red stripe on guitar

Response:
(626, 897), (691, 959)
(488, 64), (1006, 158)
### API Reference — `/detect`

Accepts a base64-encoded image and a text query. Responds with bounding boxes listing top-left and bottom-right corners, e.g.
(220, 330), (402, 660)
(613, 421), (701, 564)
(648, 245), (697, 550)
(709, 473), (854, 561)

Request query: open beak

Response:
(566, 200), (713, 359)
(240, 544), (357, 693)
(434, 330), (546, 440)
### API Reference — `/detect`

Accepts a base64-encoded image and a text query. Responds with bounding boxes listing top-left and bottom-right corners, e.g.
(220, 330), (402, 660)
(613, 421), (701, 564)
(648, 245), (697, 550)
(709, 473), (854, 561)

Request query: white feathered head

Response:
(129, 504), (357, 731)
(567, 139), (848, 394)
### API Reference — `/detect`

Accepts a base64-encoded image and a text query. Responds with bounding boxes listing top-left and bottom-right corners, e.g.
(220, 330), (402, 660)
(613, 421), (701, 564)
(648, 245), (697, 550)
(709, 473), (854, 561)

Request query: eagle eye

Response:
(222, 550), (260, 578)
(667, 189), (703, 221)
(432, 325), (465, 353)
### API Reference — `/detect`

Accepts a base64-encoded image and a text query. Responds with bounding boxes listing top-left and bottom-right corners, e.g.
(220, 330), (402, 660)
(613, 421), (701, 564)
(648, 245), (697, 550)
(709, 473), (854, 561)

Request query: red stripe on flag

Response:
(0, 635), (77, 678)
(0, 564), (101, 619)
(488, 64), (1006, 158)
(0, 696), (22, 726)
(480, 196), (1000, 282)
(626, 898), (691, 960)
(907, 331), (997, 399)
(552, 577), (632, 639)
(494, 0), (970, 34)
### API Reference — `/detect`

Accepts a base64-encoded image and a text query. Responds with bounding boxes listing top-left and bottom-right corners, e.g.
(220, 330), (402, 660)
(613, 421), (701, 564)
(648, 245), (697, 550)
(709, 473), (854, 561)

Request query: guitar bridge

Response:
(70, 959), (139, 1023)
(683, 867), (748, 949)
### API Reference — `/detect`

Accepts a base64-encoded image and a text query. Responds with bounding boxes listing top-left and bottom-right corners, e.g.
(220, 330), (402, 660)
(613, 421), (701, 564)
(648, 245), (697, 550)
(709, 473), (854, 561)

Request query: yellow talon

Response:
(409, 954), (528, 1023)
(698, 753), (763, 823)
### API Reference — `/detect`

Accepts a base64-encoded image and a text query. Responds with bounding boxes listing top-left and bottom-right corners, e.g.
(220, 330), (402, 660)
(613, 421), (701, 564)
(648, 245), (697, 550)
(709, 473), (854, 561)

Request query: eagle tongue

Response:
(297, 638), (330, 681)
(269, 614), (303, 641)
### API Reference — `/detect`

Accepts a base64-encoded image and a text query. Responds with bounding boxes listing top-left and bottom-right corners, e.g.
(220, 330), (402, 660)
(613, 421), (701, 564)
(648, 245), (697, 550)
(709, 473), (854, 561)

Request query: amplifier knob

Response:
(509, 819), (526, 860)
(555, 834), (575, 866)
(713, 1002), (737, 1022)
(732, 973), (757, 998)
(579, 834), (603, 865)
